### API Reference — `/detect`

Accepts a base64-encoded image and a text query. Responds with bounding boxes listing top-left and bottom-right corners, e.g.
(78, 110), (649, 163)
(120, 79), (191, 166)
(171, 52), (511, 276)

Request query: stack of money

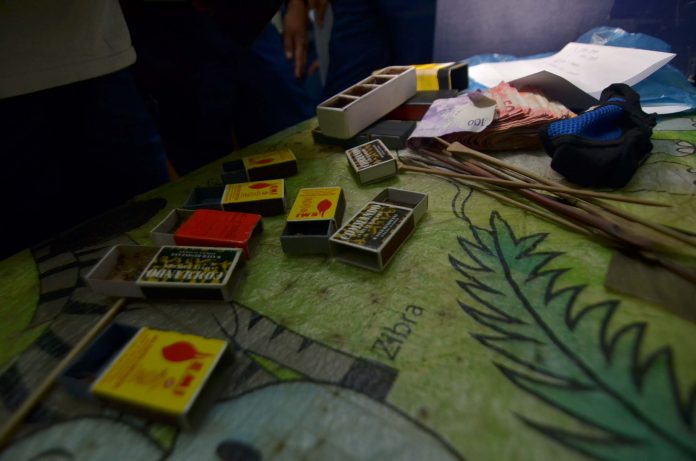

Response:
(456, 82), (575, 151)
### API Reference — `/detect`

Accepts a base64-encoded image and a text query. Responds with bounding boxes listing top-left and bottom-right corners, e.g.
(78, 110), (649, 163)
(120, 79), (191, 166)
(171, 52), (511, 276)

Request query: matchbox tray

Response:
(84, 245), (244, 301)
(329, 188), (427, 271)
(280, 187), (346, 255)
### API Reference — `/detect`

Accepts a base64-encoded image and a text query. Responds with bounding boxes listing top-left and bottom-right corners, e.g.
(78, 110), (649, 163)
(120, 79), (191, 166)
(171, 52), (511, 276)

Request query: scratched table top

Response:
(1, 116), (695, 461)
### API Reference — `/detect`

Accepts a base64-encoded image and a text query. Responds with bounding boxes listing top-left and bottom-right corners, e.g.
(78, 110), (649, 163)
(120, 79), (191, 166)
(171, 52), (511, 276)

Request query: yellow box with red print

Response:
(60, 324), (234, 429)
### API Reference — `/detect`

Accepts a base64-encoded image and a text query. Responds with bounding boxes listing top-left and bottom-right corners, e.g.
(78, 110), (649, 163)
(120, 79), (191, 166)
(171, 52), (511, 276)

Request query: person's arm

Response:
(283, 0), (308, 79)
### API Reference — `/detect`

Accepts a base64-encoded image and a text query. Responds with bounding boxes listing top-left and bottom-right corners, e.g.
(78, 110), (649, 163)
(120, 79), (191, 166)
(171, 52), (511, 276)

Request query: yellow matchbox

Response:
(221, 179), (286, 216)
(280, 187), (346, 255)
(222, 149), (298, 184)
(414, 61), (468, 91)
(90, 327), (233, 429)
(243, 149), (297, 181)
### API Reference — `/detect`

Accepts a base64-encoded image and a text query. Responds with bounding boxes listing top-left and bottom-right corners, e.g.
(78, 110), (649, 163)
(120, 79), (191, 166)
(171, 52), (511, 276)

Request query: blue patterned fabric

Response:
(546, 101), (625, 141)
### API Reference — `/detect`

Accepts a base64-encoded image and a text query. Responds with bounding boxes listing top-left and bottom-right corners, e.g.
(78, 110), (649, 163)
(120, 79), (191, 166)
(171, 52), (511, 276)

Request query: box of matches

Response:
(150, 209), (263, 259)
(346, 139), (398, 184)
(354, 120), (417, 149)
(244, 149), (297, 181)
(221, 179), (286, 216)
(84, 245), (244, 301)
(62, 324), (234, 430)
(281, 187), (346, 255)
(317, 66), (416, 139)
(414, 61), (468, 91)
(329, 188), (428, 272)
(183, 186), (225, 211)
(221, 149), (298, 184)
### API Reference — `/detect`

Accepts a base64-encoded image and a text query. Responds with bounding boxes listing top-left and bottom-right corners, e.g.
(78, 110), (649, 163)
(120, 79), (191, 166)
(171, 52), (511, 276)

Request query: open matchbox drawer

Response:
(84, 245), (244, 301)
(316, 66), (417, 139)
(60, 323), (234, 430)
(280, 187), (346, 255)
(150, 208), (263, 259)
(329, 188), (428, 272)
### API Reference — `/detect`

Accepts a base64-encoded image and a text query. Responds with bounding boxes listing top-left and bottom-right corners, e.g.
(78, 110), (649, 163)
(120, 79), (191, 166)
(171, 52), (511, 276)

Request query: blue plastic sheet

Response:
(467, 27), (696, 114)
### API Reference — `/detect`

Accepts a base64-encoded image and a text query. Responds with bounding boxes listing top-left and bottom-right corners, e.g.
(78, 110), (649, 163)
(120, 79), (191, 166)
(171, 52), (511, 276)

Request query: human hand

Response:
(308, 0), (329, 28)
(283, 0), (308, 79)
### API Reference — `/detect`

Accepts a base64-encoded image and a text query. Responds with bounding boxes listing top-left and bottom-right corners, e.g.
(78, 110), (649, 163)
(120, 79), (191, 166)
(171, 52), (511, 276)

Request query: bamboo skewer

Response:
(462, 157), (696, 255)
(402, 140), (696, 283)
(442, 140), (669, 208)
(448, 177), (598, 237)
(443, 140), (696, 249)
(408, 149), (680, 253)
(398, 164), (668, 207)
(405, 150), (696, 283)
(0, 298), (127, 449)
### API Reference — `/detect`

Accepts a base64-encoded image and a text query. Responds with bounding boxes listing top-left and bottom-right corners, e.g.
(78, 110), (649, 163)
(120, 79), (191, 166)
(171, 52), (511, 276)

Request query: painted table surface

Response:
(1, 116), (695, 461)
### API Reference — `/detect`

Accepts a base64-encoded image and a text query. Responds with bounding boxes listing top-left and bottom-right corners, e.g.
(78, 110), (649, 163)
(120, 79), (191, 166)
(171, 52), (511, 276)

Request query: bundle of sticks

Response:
(399, 137), (696, 284)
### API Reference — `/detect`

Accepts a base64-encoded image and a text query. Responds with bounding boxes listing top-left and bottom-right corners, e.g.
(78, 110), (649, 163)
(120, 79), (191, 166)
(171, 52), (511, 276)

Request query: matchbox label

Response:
(222, 179), (284, 204)
(91, 328), (226, 416)
(332, 202), (409, 250)
(346, 140), (394, 172)
(138, 247), (236, 285)
(288, 187), (341, 221)
(243, 149), (295, 170)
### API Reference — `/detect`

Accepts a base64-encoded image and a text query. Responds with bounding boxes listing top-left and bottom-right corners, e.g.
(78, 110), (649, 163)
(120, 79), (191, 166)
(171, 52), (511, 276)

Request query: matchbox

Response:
(317, 66), (417, 139)
(312, 120), (416, 150)
(221, 179), (286, 216)
(84, 245), (244, 301)
(372, 188), (428, 224)
(280, 187), (346, 255)
(61, 323), (234, 429)
(150, 209), (263, 259)
(414, 61), (468, 91)
(243, 149), (297, 181)
(221, 149), (298, 184)
(345, 139), (398, 184)
(329, 188), (428, 272)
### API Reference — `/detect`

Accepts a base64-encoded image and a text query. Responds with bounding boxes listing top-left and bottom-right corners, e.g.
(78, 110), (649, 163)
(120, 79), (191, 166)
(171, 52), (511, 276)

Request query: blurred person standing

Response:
(125, 0), (315, 173)
(310, 0), (436, 99)
(0, 0), (170, 258)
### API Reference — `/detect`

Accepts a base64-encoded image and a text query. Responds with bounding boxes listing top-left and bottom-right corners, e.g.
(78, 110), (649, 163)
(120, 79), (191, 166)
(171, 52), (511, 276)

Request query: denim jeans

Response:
(322, 0), (436, 99)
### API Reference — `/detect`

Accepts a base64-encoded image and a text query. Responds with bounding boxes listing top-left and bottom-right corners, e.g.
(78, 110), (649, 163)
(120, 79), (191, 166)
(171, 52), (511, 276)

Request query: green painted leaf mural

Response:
(450, 210), (696, 461)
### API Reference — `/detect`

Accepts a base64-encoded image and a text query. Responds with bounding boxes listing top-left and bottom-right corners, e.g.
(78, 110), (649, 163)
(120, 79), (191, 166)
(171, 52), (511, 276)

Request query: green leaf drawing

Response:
(451, 211), (696, 461)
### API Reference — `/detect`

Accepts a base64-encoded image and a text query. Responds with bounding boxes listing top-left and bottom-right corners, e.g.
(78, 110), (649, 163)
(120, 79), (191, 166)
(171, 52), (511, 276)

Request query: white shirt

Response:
(0, 0), (136, 99)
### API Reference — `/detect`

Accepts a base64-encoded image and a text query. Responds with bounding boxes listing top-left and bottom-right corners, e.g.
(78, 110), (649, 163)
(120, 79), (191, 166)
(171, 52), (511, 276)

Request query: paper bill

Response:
(408, 92), (496, 148)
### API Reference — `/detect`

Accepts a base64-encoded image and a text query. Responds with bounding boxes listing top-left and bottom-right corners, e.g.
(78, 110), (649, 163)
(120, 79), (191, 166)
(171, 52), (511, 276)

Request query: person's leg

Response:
(321, 0), (389, 99)
(0, 89), (66, 257)
(0, 69), (168, 257)
(70, 68), (169, 212)
(128, 7), (236, 175)
(233, 23), (316, 146)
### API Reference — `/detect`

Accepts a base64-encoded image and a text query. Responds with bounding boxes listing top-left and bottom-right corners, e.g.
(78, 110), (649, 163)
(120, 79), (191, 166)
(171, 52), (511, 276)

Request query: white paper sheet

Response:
(470, 43), (675, 99)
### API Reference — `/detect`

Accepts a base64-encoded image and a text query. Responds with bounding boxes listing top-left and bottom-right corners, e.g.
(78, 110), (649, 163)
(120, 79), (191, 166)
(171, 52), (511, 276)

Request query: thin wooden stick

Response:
(0, 298), (127, 449)
(399, 163), (669, 207)
(458, 180), (597, 237)
(442, 141), (670, 208)
(449, 144), (696, 248)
